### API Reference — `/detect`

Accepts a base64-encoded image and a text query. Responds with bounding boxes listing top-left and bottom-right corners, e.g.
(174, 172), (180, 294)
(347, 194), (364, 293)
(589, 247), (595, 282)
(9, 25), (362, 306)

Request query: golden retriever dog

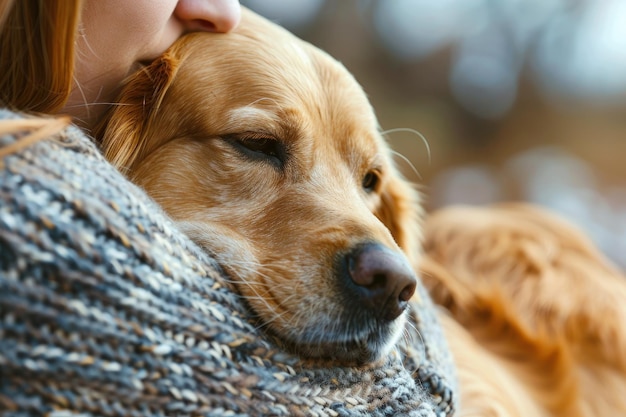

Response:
(97, 8), (422, 365)
(421, 204), (626, 416)
(97, 7), (626, 416)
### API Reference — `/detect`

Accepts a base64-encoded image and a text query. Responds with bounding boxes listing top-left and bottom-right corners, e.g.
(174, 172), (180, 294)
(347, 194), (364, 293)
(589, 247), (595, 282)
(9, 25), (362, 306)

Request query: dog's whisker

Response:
(251, 308), (291, 331)
(390, 149), (423, 180)
(63, 101), (138, 109)
(381, 127), (431, 165)
(402, 312), (427, 365)
(218, 262), (313, 331)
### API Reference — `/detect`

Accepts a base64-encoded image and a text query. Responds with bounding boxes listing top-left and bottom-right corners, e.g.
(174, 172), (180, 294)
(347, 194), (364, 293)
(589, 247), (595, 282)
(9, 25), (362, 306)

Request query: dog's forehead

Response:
(175, 13), (387, 164)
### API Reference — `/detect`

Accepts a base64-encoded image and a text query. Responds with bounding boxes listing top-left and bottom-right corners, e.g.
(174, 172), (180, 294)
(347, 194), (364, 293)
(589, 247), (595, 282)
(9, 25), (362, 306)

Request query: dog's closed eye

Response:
(223, 133), (287, 169)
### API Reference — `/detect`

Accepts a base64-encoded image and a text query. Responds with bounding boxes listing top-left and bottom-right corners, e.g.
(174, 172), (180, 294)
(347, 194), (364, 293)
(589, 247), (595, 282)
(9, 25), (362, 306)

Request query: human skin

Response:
(62, 0), (241, 129)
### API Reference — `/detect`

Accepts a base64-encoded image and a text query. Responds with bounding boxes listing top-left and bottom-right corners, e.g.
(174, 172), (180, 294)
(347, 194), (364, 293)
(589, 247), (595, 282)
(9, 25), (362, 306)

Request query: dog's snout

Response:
(345, 243), (417, 321)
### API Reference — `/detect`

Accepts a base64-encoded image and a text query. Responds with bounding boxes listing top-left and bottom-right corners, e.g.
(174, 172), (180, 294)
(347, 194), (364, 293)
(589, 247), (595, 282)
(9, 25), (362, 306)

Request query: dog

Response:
(421, 204), (626, 416)
(97, 8), (422, 365)
(97, 8), (626, 416)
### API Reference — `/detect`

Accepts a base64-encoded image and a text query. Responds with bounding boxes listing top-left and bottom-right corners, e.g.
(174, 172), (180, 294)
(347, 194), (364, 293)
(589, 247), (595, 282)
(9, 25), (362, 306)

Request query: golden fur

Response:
(421, 204), (626, 416)
(98, 8), (626, 415)
(97, 9), (421, 364)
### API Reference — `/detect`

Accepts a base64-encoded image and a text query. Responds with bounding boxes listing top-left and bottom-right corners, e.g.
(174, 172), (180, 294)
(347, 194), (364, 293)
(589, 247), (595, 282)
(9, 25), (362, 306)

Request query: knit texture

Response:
(0, 110), (457, 417)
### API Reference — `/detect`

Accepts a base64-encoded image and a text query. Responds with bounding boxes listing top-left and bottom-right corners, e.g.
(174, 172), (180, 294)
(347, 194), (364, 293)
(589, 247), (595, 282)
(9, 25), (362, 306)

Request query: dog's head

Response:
(98, 9), (423, 364)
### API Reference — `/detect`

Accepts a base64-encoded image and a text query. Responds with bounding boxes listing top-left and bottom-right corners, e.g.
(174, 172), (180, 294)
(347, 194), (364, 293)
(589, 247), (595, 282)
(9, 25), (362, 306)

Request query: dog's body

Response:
(421, 204), (626, 416)
(98, 8), (626, 416)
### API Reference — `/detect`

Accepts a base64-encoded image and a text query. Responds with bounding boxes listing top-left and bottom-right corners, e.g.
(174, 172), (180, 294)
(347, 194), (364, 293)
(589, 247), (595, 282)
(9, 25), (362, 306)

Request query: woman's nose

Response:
(175, 0), (241, 33)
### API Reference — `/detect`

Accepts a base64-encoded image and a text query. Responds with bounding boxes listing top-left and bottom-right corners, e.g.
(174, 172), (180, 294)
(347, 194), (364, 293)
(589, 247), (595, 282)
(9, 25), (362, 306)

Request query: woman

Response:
(0, 1), (457, 416)
(1, 0), (240, 128)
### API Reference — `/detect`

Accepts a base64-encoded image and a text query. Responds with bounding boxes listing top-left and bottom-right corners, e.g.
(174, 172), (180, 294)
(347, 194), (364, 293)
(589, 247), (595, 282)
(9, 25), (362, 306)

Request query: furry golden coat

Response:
(422, 203), (626, 416)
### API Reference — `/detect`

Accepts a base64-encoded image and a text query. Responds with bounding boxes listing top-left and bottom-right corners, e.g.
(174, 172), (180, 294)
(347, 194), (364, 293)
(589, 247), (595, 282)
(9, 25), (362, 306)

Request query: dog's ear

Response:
(376, 172), (423, 268)
(94, 52), (181, 173)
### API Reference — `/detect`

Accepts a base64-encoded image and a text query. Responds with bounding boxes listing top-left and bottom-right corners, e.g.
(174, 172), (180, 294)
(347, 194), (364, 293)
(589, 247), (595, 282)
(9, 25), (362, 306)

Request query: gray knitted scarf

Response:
(0, 110), (457, 416)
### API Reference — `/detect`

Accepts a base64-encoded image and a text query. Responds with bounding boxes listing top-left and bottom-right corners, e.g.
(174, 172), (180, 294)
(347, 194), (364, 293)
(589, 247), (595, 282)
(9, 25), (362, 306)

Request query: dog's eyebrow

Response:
(224, 106), (282, 132)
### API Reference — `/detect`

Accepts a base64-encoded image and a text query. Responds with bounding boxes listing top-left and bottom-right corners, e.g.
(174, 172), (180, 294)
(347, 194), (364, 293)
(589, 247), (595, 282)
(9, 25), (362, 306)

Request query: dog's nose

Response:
(345, 243), (417, 321)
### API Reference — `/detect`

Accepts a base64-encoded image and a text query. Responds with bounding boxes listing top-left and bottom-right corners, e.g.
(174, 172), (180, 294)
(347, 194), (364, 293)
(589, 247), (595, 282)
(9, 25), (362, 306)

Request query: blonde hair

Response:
(0, 0), (83, 114)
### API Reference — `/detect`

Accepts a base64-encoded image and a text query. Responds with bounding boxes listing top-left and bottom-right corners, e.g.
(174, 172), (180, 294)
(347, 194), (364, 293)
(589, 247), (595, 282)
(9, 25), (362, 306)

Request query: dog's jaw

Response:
(281, 311), (408, 364)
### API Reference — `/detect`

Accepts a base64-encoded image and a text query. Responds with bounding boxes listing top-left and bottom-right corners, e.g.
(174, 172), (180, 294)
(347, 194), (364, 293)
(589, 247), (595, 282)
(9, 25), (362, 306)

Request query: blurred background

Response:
(241, 0), (626, 269)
